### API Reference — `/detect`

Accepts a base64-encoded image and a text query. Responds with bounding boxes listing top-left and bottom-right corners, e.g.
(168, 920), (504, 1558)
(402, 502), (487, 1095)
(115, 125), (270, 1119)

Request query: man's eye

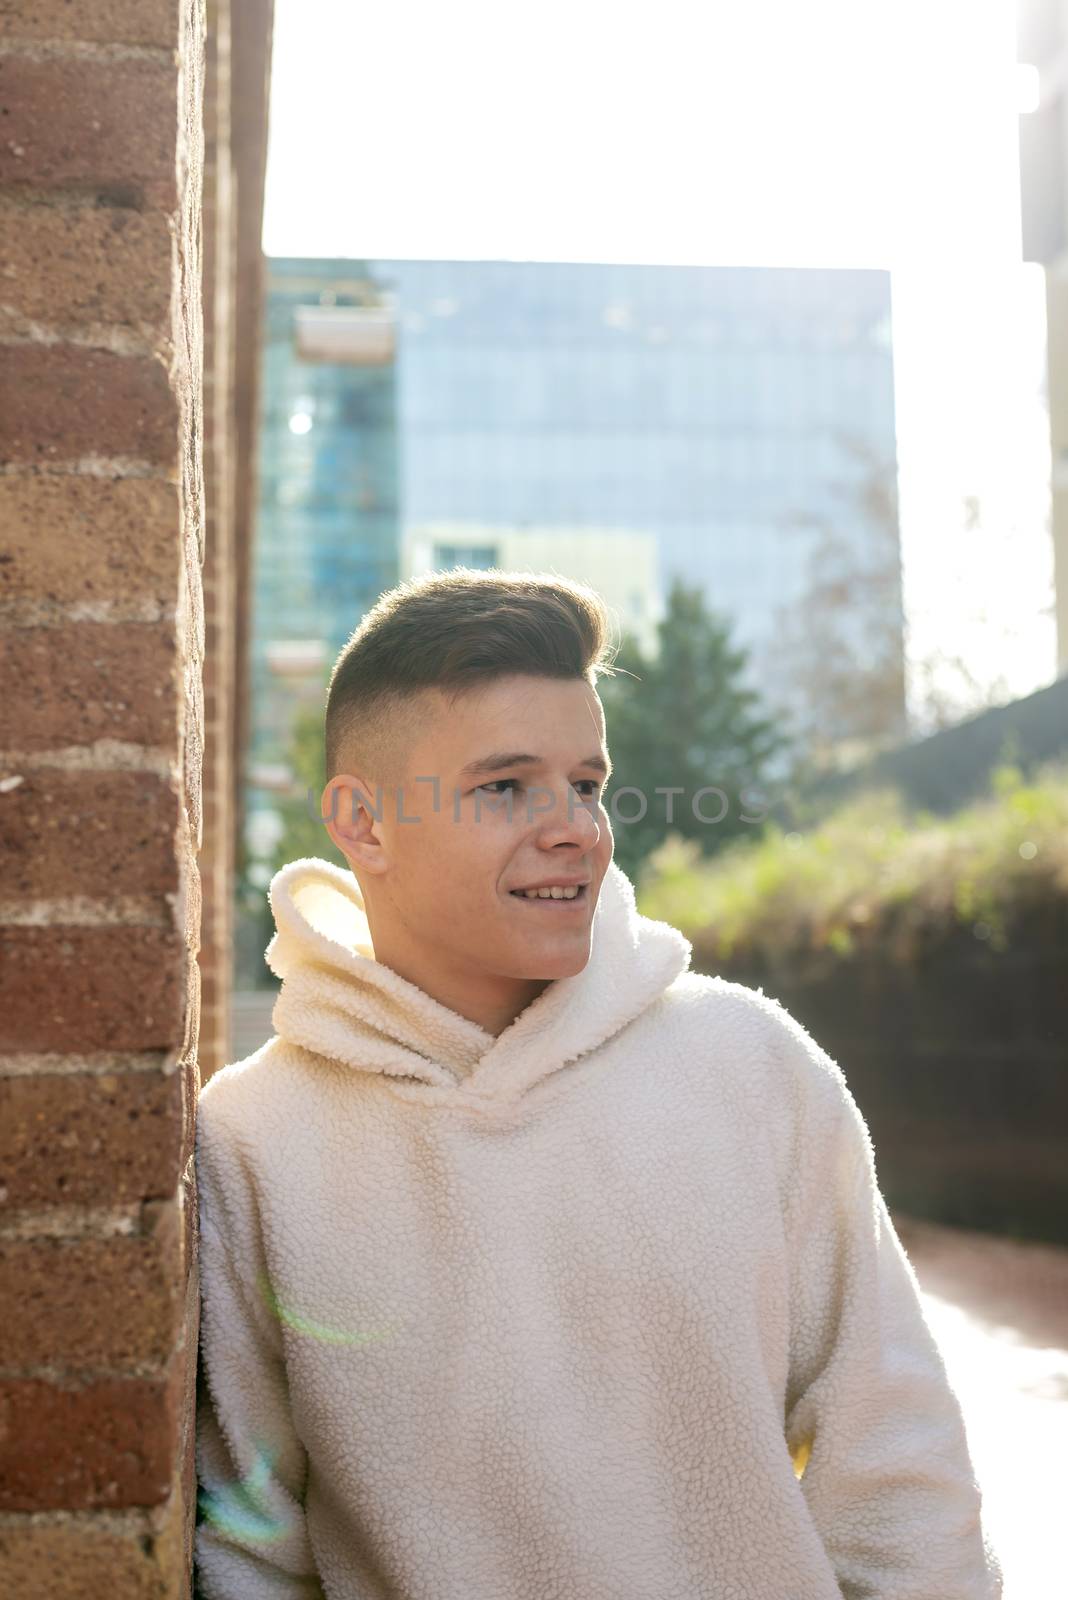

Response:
(476, 779), (601, 797)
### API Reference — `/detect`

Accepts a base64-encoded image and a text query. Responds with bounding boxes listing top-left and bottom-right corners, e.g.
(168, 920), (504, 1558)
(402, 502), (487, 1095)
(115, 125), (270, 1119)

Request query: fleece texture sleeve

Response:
(768, 1001), (1004, 1600)
(194, 1105), (326, 1600)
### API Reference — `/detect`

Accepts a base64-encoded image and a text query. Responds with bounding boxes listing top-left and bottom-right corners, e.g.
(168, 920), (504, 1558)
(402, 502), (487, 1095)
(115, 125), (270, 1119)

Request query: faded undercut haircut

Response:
(325, 567), (621, 787)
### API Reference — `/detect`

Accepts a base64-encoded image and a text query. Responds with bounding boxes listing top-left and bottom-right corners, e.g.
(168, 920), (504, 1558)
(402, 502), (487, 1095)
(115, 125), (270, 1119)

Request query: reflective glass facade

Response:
(251, 260), (400, 781)
(250, 256), (902, 810)
(368, 258), (901, 676)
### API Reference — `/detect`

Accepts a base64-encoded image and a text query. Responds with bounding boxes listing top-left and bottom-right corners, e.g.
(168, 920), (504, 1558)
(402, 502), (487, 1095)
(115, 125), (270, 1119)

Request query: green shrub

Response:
(636, 759), (1068, 963)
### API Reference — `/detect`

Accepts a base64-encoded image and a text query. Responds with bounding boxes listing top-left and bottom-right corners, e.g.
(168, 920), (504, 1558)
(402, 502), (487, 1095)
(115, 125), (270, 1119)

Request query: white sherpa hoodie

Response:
(195, 856), (1003, 1600)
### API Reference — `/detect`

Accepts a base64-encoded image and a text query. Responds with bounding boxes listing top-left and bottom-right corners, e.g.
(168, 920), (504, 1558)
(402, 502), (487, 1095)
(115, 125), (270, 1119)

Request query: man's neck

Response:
(372, 934), (552, 1038)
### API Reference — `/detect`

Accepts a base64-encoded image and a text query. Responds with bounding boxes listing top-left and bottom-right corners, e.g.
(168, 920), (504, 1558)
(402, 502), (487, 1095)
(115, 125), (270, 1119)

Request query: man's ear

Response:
(321, 775), (389, 876)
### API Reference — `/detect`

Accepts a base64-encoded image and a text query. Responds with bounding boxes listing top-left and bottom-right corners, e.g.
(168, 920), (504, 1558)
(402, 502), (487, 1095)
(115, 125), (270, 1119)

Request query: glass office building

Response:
(370, 258), (901, 670)
(250, 256), (903, 829)
(250, 260), (401, 799)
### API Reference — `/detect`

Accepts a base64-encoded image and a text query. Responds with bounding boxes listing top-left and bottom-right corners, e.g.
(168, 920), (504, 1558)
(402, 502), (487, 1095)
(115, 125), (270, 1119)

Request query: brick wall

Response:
(0, 1), (271, 1592)
(199, 0), (237, 1085)
(199, 0), (273, 1083)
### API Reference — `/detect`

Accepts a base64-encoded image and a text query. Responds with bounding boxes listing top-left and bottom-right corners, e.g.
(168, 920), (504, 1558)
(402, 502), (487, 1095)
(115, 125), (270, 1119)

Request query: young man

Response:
(195, 569), (1003, 1599)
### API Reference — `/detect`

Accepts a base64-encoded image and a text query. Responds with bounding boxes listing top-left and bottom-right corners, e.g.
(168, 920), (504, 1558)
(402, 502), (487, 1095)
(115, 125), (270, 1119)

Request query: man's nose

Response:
(547, 785), (602, 838)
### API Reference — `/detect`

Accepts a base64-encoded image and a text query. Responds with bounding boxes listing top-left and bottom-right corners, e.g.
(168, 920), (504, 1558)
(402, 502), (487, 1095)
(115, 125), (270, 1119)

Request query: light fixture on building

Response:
(265, 639), (328, 677)
(294, 304), (396, 365)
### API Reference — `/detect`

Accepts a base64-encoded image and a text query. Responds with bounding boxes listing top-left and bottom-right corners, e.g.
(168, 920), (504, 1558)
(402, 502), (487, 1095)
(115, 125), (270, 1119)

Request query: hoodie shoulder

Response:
(663, 969), (801, 1059)
(666, 968), (780, 1020)
(197, 1033), (321, 1149)
(199, 1033), (276, 1107)
(660, 974), (868, 1215)
(670, 967), (844, 1061)
(663, 970), (855, 1122)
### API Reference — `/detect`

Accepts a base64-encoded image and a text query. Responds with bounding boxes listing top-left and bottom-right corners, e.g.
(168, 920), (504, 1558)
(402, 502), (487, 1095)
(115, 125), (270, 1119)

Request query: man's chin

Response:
(507, 942), (592, 982)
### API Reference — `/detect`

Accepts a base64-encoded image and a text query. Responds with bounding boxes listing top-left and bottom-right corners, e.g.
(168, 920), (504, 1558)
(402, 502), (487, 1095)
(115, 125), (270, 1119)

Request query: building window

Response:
(434, 544), (499, 570)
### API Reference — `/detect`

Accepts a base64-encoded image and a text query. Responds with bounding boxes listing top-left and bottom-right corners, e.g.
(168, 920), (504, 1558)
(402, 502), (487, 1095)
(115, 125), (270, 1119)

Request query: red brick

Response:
(0, 0), (180, 48)
(0, 202), (172, 334)
(0, 1486), (185, 1600)
(0, 622), (178, 750)
(0, 58), (177, 208)
(0, 770), (181, 897)
(0, 928), (187, 1062)
(178, 957), (201, 1170)
(0, 346), (178, 466)
(0, 1066), (184, 1206)
(0, 927), (187, 1053)
(180, 1421), (197, 1576)
(0, 1360), (182, 1511)
(180, 1055), (199, 1177)
(178, 1253), (199, 1442)
(0, 475), (181, 605)
(0, 1215), (183, 1367)
(183, 716), (203, 861)
(177, 824), (202, 949)
(178, 1292), (199, 1571)
(181, 1166), (198, 1286)
(0, 1068), (183, 1203)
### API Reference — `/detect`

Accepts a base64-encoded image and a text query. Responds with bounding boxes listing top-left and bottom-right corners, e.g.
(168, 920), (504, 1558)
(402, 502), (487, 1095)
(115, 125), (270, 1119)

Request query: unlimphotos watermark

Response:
(307, 779), (769, 828)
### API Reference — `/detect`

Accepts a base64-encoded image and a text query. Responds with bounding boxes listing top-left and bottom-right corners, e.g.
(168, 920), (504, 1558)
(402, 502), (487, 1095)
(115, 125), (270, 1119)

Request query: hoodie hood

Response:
(264, 856), (692, 1110)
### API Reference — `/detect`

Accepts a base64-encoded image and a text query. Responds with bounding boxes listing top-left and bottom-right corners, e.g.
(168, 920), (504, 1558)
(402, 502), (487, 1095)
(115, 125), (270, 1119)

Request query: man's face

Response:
(327, 674), (615, 1020)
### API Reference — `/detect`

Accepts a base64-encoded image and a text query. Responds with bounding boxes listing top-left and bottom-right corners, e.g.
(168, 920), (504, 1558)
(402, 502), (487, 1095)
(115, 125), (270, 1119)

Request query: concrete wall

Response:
(700, 895), (1068, 1247)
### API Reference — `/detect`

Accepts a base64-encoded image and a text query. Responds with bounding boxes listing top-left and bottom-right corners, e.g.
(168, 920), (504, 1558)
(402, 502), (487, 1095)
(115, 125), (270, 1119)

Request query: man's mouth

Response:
(508, 883), (589, 907)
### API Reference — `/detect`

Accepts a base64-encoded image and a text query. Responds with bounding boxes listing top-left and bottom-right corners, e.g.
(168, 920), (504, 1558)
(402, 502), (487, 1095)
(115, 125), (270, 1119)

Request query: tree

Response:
(598, 578), (790, 885)
(267, 703), (346, 872)
(768, 434), (909, 779)
(233, 702), (346, 989)
(904, 492), (1056, 735)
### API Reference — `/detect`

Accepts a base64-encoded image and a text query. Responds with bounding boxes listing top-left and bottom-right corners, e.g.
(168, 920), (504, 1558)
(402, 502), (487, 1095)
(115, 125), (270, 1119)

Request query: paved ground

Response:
(894, 1212), (1068, 1598)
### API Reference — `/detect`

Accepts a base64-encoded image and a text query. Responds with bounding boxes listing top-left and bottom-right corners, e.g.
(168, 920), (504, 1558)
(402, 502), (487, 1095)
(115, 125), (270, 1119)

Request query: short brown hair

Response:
(325, 566), (619, 783)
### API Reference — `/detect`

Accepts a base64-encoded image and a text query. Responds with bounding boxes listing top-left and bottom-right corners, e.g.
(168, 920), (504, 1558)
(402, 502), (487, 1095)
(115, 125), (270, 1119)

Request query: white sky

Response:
(263, 0), (1057, 730)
